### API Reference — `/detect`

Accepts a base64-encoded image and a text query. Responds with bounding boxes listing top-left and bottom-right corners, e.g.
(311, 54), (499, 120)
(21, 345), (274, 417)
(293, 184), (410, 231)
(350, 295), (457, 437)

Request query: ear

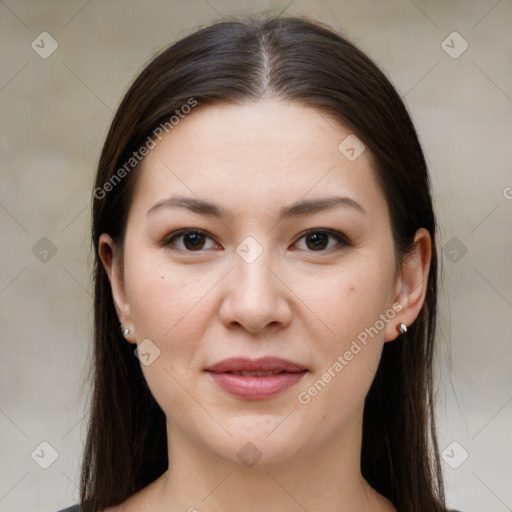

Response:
(384, 228), (432, 342)
(98, 233), (136, 344)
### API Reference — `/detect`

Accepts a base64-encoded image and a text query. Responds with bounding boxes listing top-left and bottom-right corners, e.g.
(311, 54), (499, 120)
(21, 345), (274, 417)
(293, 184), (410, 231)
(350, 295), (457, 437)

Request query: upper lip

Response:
(206, 357), (307, 373)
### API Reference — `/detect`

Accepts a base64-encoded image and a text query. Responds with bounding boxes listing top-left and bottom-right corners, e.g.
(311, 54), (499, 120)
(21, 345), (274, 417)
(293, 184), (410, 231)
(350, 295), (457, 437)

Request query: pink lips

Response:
(205, 357), (307, 400)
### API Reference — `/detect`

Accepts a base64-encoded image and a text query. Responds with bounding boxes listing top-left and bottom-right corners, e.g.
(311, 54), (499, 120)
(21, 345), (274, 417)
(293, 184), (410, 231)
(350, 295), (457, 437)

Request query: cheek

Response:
(295, 278), (387, 430)
(124, 250), (205, 341)
(295, 265), (395, 349)
(292, 256), (396, 407)
(124, 256), (217, 414)
(303, 259), (396, 413)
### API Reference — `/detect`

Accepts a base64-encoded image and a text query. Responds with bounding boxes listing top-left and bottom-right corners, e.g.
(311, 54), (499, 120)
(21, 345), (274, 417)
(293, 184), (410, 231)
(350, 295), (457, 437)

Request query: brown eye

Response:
(165, 230), (220, 251)
(293, 229), (349, 252)
(305, 232), (329, 250)
(183, 232), (206, 250)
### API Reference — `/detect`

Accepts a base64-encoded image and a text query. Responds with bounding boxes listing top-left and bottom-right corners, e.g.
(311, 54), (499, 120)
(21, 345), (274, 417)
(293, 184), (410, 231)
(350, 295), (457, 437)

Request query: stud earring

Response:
(397, 322), (407, 335)
(121, 326), (131, 337)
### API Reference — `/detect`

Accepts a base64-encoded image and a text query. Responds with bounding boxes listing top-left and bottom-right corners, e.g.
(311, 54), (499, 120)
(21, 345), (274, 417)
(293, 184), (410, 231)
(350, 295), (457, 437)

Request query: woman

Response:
(58, 15), (460, 512)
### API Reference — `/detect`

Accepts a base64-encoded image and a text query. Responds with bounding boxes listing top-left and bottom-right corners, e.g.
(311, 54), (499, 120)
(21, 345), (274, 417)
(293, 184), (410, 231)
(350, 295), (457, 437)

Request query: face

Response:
(100, 99), (429, 468)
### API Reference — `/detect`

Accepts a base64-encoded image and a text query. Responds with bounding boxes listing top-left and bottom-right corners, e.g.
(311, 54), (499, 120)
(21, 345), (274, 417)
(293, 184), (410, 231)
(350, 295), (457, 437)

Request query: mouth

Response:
(224, 370), (292, 377)
(205, 357), (308, 400)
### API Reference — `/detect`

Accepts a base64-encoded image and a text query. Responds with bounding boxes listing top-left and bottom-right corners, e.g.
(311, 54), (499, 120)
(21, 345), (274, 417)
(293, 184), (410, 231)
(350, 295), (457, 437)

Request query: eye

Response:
(164, 229), (221, 251)
(292, 229), (349, 252)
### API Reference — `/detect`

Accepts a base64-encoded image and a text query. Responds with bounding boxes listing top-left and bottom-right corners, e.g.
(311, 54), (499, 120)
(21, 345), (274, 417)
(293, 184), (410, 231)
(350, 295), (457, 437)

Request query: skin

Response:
(100, 99), (431, 512)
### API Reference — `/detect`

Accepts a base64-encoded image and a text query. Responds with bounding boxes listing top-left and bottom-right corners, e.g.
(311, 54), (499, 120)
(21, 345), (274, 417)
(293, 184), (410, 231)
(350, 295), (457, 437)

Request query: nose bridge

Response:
(233, 234), (273, 286)
(232, 244), (277, 305)
(219, 238), (291, 331)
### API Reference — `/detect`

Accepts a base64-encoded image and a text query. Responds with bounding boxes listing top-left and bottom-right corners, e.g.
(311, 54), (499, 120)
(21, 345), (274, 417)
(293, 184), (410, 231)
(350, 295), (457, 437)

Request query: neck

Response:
(147, 416), (393, 512)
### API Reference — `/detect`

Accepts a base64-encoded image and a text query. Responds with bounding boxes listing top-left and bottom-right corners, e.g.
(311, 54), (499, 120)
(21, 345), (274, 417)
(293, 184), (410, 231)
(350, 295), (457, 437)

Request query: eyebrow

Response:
(146, 195), (366, 219)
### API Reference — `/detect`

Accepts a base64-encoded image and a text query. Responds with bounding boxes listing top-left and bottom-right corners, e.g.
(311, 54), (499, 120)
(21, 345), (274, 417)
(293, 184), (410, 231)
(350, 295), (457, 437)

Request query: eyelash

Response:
(163, 228), (350, 253)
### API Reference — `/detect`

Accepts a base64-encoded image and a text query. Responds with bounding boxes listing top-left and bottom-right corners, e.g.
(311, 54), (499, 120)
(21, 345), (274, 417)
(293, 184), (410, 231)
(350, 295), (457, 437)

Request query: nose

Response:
(219, 250), (293, 333)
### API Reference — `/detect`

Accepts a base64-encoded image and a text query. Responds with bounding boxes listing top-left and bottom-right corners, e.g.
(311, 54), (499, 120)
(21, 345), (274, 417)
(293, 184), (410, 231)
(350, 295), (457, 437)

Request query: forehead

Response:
(129, 99), (388, 222)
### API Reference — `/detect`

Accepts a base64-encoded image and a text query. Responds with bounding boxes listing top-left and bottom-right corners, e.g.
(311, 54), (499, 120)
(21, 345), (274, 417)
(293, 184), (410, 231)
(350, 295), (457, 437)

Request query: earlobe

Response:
(98, 233), (136, 343)
(384, 228), (432, 342)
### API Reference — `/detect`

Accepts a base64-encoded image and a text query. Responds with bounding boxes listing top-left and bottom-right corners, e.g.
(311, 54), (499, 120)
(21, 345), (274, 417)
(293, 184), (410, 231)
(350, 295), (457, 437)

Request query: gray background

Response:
(1, 1), (511, 511)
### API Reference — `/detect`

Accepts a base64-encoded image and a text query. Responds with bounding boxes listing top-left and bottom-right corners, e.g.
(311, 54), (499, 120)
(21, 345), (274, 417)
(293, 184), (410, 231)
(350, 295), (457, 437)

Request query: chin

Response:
(202, 420), (311, 469)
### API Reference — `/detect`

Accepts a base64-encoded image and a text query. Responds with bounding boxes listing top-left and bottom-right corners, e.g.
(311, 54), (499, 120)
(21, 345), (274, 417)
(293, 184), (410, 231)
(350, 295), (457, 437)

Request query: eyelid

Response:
(163, 227), (350, 252)
(291, 228), (351, 250)
(164, 228), (222, 251)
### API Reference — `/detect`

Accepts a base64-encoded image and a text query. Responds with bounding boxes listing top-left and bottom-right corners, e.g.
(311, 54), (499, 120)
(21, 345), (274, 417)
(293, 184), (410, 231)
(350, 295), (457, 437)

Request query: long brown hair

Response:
(83, 15), (446, 512)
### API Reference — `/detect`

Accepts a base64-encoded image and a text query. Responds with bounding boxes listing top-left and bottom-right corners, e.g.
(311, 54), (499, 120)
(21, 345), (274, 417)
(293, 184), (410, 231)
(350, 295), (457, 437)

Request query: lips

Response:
(228, 370), (284, 376)
(205, 357), (307, 400)
(206, 357), (306, 374)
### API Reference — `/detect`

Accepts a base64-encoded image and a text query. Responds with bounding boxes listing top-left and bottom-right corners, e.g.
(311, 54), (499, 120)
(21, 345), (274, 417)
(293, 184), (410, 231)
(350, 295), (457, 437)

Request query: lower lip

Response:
(207, 371), (307, 400)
